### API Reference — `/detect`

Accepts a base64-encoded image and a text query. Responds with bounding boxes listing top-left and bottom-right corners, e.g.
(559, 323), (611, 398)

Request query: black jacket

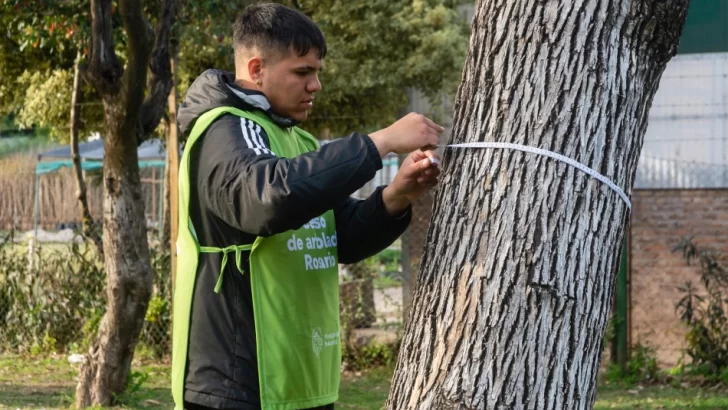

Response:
(178, 69), (411, 409)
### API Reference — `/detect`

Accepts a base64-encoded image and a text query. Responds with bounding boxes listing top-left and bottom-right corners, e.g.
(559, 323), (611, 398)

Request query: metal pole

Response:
(33, 173), (40, 239)
(615, 236), (629, 370)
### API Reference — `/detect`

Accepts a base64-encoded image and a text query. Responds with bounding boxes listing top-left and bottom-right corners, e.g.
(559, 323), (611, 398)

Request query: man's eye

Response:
(296, 71), (308, 76)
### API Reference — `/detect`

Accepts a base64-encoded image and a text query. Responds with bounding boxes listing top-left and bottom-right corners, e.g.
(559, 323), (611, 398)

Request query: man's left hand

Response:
(382, 150), (442, 216)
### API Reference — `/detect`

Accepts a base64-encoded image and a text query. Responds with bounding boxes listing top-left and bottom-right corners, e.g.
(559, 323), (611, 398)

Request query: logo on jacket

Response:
(312, 327), (323, 357)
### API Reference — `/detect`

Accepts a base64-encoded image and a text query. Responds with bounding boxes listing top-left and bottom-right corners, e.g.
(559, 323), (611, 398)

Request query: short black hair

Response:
(233, 3), (327, 61)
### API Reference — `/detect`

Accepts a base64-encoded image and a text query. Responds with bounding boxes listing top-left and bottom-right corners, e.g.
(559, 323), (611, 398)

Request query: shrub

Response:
(673, 237), (728, 378)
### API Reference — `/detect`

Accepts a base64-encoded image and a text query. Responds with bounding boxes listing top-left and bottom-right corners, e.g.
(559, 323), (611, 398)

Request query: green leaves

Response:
(2, 0), (469, 141)
(13, 69), (104, 143)
(175, 0), (469, 137)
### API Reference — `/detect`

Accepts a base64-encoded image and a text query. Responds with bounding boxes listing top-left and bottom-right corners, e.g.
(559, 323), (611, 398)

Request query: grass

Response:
(372, 274), (402, 290)
(594, 384), (728, 409)
(2, 355), (728, 409)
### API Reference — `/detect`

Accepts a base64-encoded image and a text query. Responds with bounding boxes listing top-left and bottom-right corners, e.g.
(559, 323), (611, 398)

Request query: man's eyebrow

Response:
(295, 62), (325, 71)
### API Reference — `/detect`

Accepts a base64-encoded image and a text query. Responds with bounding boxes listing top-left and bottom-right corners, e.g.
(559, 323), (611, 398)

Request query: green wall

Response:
(678, 0), (728, 54)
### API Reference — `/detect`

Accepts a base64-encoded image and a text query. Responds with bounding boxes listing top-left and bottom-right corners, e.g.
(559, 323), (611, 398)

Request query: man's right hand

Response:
(369, 112), (445, 157)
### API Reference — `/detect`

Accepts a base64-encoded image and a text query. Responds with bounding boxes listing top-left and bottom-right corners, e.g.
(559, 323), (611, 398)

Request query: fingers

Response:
(410, 113), (444, 149)
(412, 150), (441, 167)
(417, 175), (439, 186)
(422, 150), (441, 167)
(423, 116), (445, 133)
(416, 157), (441, 178)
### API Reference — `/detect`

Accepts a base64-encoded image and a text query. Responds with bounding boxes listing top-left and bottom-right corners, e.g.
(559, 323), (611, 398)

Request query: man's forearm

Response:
(381, 185), (411, 216)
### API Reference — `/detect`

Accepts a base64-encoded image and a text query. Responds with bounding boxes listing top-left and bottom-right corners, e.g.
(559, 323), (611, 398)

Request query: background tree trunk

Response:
(167, 34), (179, 292)
(76, 0), (175, 407)
(387, 1), (690, 409)
(70, 51), (104, 261)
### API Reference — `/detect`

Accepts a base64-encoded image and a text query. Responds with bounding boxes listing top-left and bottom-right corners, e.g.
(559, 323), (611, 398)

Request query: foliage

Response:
(14, 69), (104, 141)
(0, 235), (106, 354)
(139, 243), (172, 359)
(289, 0), (470, 136)
(0, 0), (88, 121)
(604, 341), (661, 386)
(0, 133), (57, 159)
(673, 237), (728, 377)
(174, 0), (470, 137)
(2, 1), (468, 141)
(0, 233), (172, 357)
(112, 370), (151, 407)
(343, 341), (399, 371)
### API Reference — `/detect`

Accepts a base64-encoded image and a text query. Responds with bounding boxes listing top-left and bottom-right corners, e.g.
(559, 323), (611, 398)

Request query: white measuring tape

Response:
(438, 142), (631, 209)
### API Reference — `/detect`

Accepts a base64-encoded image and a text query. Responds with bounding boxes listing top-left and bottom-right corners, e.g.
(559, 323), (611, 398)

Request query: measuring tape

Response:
(437, 142), (631, 209)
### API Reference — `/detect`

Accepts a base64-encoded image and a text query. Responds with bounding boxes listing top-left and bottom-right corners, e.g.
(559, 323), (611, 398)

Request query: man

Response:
(172, 3), (442, 410)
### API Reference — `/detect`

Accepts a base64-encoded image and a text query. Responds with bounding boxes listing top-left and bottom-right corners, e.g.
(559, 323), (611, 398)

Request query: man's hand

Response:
(369, 113), (444, 157)
(382, 150), (442, 216)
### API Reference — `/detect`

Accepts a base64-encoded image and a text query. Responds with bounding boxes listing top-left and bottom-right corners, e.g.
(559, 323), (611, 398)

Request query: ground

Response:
(1, 355), (728, 409)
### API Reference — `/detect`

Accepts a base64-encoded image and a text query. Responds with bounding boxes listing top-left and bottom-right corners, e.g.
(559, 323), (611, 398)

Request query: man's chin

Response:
(292, 111), (309, 122)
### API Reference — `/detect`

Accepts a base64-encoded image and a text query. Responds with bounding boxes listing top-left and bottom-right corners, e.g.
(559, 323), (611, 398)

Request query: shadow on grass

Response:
(0, 383), (174, 410)
(0, 383), (74, 409)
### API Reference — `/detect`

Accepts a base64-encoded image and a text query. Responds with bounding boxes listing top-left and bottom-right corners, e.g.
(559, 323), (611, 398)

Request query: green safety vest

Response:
(172, 106), (341, 410)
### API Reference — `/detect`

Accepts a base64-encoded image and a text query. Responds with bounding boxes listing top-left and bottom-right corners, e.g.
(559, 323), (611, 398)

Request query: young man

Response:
(172, 3), (442, 410)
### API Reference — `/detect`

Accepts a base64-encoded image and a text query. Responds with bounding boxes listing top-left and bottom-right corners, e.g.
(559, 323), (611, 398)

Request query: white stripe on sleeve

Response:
(239, 118), (261, 155)
(244, 119), (274, 156)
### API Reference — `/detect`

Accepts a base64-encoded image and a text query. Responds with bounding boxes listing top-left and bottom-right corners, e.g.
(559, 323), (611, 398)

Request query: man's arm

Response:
(334, 148), (442, 263)
(334, 187), (412, 264)
(193, 114), (382, 236)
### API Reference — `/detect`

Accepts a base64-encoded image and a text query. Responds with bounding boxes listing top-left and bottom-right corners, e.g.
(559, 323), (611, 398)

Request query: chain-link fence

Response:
(635, 155), (728, 189)
(338, 153), (407, 363)
(0, 231), (172, 358)
(0, 152), (409, 360)
(4, 149), (725, 372)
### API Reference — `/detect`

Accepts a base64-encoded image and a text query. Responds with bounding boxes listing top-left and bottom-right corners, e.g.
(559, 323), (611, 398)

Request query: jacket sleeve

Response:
(192, 114), (382, 237)
(334, 187), (412, 264)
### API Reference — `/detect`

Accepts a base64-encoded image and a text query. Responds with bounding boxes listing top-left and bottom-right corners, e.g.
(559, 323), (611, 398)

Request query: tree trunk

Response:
(162, 117), (172, 247)
(70, 52), (104, 260)
(76, 0), (176, 407)
(167, 37), (179, 291)
(387, 1), (690, 409)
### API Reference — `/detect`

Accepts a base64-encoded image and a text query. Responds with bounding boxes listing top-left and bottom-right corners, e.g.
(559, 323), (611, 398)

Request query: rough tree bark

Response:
(75, 0), (176, 407)
(387, 1), (690, 409)
(69, 52), (104, 260)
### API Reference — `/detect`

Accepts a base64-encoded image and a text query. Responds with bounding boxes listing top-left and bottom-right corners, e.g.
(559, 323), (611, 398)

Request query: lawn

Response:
(2, 355), (728, 409)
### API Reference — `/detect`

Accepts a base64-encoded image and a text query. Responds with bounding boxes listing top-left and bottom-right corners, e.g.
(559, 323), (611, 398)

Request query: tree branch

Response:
(86, 0), (123, 96)
(139, 0), (177, 142)
(119, 0), (154, 136)
(70, 52), (104, 261)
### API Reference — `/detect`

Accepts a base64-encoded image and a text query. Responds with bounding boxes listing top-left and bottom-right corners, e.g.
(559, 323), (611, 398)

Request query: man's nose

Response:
(308, 75), (322, 93)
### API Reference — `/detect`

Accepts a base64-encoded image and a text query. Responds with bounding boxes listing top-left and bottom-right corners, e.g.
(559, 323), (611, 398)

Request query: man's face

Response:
(261, 49), (322, 122)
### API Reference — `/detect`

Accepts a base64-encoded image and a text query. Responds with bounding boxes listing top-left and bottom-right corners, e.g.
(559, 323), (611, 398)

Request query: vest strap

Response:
(200, 244), (253, 293)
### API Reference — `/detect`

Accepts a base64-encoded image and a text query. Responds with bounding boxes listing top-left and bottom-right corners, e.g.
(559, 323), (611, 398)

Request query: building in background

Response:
(628, 0), (728, 366)
(636, 0), (728, 188)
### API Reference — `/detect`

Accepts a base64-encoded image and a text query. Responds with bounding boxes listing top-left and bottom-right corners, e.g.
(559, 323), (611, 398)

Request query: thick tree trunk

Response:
(70, 52), (104, 260)
(387, 1), (690, 409)
(76, 0), (176, 407)
(75, 98), (154, 407)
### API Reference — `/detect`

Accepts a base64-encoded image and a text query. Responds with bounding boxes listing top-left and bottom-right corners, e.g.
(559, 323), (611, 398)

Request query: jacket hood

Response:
(178, 69), (298, 140)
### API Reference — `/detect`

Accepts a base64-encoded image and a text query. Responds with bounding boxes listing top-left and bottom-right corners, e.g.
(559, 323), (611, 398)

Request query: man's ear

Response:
(247, 56), (264, 84)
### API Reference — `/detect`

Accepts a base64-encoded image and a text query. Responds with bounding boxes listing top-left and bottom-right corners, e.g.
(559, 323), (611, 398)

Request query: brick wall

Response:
(629, 189), (728, 367)
(400, 188), (728, 367)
